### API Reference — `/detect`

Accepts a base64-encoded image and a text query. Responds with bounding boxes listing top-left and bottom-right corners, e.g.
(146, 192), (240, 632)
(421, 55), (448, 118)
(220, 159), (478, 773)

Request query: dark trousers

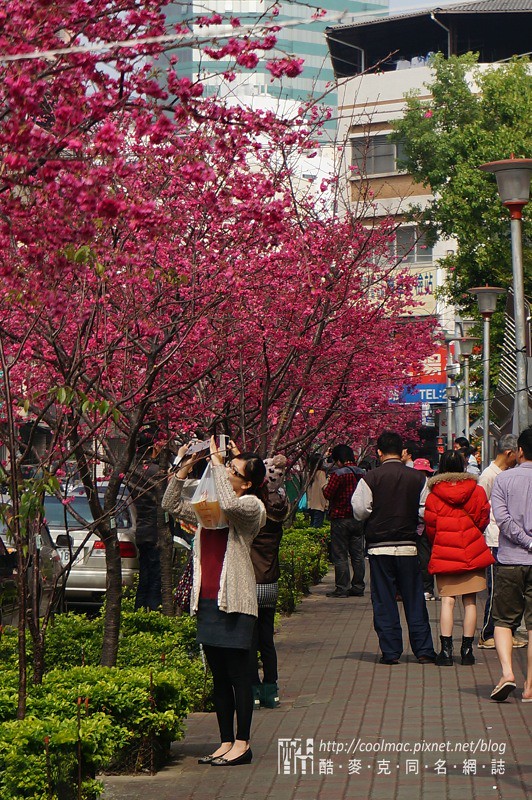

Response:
(203, 645), (253, 742)
(135, 542), (162, 611)
(369, 554), (435, 661)
(481, 546), (498, 640)
(309, 509), (326, 528)
(330, 518), (365, 594)
(250, 607), (277, 685)
(416, 531), (434, 594)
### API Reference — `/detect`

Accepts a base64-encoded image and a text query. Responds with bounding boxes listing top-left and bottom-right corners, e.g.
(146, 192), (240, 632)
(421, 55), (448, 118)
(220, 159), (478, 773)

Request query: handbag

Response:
(257, 581), (279, 609)
(174, 554), (193, 613)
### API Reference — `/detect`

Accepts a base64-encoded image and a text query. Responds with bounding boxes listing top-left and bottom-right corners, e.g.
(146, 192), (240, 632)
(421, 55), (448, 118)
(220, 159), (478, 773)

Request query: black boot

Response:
(460, 636), (475, 665)
(435, 635), (454, 666)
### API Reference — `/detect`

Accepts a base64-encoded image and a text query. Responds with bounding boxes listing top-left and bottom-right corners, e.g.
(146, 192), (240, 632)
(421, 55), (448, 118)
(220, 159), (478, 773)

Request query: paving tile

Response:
(103, 572), (530, 800)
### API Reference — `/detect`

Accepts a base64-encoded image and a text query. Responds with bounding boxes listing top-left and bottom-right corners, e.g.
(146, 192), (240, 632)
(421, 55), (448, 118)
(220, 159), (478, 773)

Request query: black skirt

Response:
(196, 599), (255, 649)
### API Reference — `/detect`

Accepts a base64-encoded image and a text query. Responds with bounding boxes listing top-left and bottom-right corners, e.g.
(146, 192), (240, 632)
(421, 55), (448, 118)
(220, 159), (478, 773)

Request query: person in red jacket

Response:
(425, 450), (493, 666)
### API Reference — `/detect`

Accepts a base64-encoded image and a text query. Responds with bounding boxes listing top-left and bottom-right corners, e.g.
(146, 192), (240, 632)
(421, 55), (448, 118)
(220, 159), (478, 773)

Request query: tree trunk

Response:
(157, 451), (175, 616)
(100, 532), (122, 667)
(32, 635), (45, 685)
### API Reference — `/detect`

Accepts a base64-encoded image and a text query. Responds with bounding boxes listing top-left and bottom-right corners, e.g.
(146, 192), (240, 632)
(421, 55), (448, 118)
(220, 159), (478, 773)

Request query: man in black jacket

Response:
(352, 431), (436, 665)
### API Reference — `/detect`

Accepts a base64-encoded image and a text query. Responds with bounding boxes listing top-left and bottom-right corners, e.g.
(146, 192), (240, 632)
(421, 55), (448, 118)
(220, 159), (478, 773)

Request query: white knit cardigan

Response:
(162, 464), (266, 617)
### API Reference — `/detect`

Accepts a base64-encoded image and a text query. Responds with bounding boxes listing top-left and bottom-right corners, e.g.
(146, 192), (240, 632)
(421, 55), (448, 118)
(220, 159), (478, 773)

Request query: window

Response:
(395, 227), (433, 264)
(351, 134), (406, 177)
(43, 496), (132, 529)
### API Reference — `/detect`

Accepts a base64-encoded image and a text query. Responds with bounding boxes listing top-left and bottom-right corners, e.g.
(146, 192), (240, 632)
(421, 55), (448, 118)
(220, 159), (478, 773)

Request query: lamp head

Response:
(459, 337), (479, 358)
(468, 286), (506, 317)
(479, 158), (532, 218)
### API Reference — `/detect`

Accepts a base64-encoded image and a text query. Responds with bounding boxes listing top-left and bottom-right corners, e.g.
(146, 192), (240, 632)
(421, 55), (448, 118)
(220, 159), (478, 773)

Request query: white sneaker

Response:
(424, 592), (435, 601)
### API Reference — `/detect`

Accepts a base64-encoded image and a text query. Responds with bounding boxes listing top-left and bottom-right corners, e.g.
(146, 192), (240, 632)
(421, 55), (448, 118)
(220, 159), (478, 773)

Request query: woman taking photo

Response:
(163, 437), (266, 766)
(425, 450), (493, 666)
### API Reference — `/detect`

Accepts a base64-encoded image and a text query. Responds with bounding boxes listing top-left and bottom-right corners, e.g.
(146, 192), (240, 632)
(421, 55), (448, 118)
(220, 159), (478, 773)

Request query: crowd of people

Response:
(338, 429), (531, 700)
(147, 424), (532, 767)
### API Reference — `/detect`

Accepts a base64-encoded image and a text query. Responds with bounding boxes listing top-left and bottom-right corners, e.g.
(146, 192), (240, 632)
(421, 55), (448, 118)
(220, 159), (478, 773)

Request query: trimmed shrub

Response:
(0, 712), (126, 800)
(278, 521), (329, 613)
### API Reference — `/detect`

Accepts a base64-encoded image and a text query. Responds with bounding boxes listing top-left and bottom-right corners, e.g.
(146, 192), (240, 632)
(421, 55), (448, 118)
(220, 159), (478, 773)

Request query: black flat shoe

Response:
(211, 748), (253, 766)
(198, 749), (231, 764)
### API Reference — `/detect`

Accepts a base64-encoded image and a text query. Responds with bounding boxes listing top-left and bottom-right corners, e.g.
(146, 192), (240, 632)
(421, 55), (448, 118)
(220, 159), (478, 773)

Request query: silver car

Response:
(44, 489), (139, 607)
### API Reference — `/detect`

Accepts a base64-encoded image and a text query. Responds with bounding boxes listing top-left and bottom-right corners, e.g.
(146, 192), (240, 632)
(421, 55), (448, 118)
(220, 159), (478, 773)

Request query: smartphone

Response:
(218, 435), (230, 455)
(186, 439), (211, 457)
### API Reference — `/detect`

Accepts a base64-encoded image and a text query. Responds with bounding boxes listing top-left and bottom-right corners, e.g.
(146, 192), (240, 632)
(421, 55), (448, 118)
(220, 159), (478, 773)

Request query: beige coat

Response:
(307, 469), (328, 512)
(162, 464), (266, 617)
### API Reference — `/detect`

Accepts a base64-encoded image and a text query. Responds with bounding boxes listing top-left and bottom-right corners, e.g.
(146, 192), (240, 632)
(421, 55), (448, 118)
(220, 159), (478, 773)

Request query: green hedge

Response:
(0, 605), (210, 799)
(0, 709), (123, 800)
(0, 664), (190, 798)
(278, 519), (329, 613)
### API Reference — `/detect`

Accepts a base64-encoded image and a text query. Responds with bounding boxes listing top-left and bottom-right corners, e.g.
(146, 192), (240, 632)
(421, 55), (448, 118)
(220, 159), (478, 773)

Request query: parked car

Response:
(44, 488), (139, 607)
(0, 517), (64, 626)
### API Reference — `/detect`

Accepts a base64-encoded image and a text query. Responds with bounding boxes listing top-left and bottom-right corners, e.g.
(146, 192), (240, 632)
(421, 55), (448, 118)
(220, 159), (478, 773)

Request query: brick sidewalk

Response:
(103, 573), (531, 800)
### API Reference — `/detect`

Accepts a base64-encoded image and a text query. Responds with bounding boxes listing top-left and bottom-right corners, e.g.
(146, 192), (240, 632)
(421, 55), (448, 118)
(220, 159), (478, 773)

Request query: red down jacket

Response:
(424, 472), (494, 575)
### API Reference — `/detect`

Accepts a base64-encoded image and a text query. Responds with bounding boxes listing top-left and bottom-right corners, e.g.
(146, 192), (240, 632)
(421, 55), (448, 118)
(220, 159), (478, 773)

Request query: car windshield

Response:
(44, 496), (132, 529)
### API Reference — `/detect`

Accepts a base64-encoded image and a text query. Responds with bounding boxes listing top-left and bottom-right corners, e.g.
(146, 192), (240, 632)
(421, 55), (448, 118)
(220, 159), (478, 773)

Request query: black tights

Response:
(203, 645), (253, 742)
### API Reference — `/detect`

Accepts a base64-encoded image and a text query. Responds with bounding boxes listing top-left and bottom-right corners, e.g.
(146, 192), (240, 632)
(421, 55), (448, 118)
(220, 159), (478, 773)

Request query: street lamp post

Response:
(479, 157), (532, 432)
(458, 337), (479, 442)
(468, 287), (506, 469)
(444, 334), (457, 450)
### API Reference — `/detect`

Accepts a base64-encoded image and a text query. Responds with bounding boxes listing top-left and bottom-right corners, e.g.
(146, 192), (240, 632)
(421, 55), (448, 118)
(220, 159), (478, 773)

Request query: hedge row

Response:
(278, 519), (329, 613)
(0, 605), (210, 799)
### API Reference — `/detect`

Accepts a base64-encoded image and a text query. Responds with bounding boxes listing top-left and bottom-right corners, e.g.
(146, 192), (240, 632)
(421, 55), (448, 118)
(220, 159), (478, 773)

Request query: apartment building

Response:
(326, 0), (531, 438)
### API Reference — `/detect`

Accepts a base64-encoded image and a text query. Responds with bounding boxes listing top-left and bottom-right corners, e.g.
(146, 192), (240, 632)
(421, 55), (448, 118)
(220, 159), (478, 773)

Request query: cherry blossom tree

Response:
(0, 0), (437, 709)
(0, 0), (311, 693)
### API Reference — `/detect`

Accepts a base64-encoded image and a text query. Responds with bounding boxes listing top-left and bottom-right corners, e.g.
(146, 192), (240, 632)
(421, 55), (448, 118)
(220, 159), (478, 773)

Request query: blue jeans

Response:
(309, 509), (326, 528)
(369, 554), (435, 661)
(135, 542), (162, 611)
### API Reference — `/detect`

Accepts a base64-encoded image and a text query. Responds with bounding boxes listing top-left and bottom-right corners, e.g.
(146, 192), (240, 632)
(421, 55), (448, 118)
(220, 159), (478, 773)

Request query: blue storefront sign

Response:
(399, 384), (446, 404)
